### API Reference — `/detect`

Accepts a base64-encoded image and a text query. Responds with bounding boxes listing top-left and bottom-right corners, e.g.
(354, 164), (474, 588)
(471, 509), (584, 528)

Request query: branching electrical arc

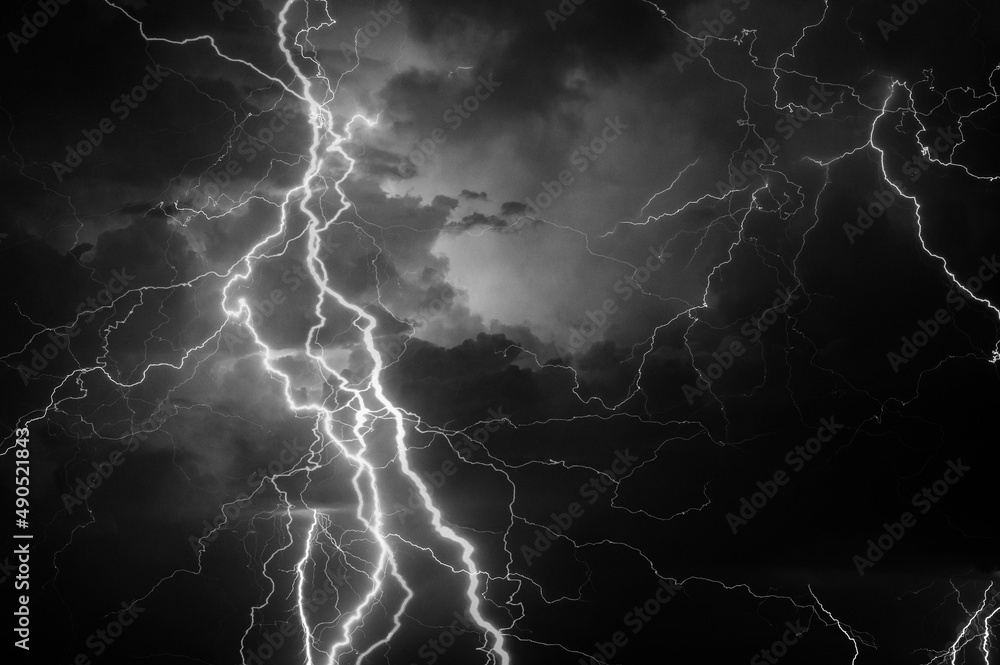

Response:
(4, 0), (998, 662)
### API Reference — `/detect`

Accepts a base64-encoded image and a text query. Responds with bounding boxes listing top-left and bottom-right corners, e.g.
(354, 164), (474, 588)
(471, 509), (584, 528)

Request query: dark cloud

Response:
(500, 201), (528, 216)
(3, 1), (1000, 663)
(445, 211), (507, 232)
(430, 194), (459, 210)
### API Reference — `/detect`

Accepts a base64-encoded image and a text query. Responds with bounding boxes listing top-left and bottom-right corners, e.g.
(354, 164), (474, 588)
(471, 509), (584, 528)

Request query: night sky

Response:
(2, 1), (999, 664)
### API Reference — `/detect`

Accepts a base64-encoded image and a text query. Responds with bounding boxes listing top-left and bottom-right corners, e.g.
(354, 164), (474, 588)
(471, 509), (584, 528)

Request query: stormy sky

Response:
(2, 0), (1000, 663)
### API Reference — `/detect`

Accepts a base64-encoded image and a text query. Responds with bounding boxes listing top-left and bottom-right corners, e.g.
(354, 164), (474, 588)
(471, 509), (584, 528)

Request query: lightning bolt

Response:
(216, 1), (508, 661)
(4, 0), (998, 662)
(3, 0), (513, 662)
(917, 581), (1000, 665)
